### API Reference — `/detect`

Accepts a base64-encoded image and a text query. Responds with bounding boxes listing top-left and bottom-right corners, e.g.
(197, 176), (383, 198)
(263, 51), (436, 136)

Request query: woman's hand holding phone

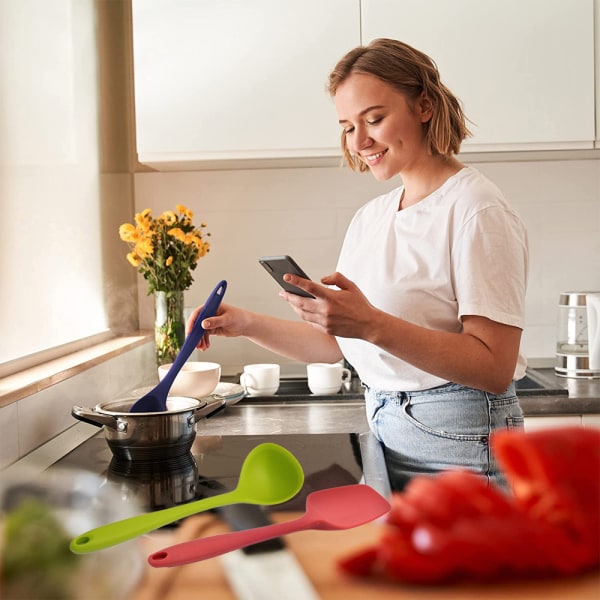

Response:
(259, 255), (315, 298)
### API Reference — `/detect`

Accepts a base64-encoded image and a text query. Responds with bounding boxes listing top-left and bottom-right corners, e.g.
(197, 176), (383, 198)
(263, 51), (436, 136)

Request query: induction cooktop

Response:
(51, 431), (366, 513)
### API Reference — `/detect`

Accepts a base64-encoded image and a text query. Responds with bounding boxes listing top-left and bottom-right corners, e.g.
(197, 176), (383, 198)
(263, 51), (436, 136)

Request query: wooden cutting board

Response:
(131, 513), (600, 600)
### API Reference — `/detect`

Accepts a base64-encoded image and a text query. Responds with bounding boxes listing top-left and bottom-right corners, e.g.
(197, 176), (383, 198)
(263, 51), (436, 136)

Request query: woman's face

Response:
(334, 73), (432, 181)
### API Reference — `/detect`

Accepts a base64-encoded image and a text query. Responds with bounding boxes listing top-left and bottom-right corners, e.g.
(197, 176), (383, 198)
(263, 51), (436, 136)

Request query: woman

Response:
(190, 38), (528, 490)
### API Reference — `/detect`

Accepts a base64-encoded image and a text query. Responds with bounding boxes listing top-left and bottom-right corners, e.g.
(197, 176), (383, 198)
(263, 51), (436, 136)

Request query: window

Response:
(0, 0), (110, 373)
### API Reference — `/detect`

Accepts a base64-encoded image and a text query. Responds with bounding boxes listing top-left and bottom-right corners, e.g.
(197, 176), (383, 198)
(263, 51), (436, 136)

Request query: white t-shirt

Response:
(336, 166), (528, 391)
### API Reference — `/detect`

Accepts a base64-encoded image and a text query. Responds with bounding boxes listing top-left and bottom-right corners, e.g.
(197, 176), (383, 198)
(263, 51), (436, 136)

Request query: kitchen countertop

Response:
(212, 368), (600, 433)
(192, 367), (599, 458)
(516, 368), (600, 416)
(131, 512), (600, 600)
(199, 398), (370, 437)
(4, 368), (597, 481)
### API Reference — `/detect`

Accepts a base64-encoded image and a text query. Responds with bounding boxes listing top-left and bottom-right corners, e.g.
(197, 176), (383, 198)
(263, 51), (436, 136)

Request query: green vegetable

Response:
(1, 497), (78, 599)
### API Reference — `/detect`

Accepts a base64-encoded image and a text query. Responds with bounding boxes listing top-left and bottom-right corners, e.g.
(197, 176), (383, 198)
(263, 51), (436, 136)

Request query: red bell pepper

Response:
(338, 426), (600, 583)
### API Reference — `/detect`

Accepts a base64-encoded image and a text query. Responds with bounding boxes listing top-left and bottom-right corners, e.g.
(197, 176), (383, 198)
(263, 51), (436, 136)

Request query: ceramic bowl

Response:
(157, 361), (221, 398)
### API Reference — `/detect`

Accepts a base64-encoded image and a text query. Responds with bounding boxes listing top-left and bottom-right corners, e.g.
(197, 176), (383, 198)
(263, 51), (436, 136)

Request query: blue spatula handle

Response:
(159, 280), (227, 391)
(184, 279), (227, 352)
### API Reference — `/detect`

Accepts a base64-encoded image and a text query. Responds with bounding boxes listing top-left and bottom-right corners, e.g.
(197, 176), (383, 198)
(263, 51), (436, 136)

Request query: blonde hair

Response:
(328, 38), (471, 172)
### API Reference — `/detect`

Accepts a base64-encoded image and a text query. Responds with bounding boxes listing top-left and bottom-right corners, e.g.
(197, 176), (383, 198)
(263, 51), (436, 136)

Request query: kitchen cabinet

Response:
(131, 0), (359, 169)
(132, 0), (596, 168)
(524, 413), (600, 431)
(361, 0), (596, 152)
(524, 415), (582, 431)
(582, 414), (600, 428)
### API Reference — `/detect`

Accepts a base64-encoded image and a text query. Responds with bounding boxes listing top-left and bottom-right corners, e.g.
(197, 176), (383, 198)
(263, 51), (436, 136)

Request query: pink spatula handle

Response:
(149, 514), (313, 567)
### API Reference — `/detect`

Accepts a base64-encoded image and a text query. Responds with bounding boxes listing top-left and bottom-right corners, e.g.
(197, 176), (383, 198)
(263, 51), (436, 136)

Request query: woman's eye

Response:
(367, 117), (383, 126)
(344, 127), (355, 135)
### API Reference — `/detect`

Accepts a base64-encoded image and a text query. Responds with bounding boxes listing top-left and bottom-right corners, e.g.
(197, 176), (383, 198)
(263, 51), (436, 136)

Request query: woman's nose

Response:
(353, 126), (373, 152)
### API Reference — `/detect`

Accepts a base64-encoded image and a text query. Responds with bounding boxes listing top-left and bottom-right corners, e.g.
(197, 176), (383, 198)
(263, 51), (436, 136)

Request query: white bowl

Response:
(158, 361), (221, 398)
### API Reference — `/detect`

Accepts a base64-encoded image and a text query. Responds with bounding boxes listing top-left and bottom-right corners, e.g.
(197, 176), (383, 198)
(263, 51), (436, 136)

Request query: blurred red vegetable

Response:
(338, 426), (600, 583)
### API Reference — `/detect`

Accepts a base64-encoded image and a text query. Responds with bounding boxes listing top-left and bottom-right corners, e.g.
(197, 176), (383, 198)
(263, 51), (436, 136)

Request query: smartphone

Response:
(259, 255), (315, 298)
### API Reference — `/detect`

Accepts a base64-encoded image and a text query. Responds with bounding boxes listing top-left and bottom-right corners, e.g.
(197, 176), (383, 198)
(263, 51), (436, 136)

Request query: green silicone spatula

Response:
(69, 443), (304, 554)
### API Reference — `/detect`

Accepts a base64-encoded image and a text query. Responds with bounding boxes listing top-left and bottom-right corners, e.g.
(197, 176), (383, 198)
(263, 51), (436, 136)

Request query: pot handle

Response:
(71, 406), (119, 430)
(191, 396), (227, 423)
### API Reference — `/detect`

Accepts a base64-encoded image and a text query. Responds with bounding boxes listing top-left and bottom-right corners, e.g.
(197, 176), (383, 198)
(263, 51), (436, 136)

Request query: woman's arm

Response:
(189, 302), (343, 364)
(281, 272), (521, 394)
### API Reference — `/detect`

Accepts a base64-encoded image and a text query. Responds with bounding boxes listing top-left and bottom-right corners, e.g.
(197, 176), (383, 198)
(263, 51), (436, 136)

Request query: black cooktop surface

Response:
(52, 432), (363, 513)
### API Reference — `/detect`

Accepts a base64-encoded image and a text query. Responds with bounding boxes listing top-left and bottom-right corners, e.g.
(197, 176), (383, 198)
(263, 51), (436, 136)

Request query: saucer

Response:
(213, 382), (245, 405)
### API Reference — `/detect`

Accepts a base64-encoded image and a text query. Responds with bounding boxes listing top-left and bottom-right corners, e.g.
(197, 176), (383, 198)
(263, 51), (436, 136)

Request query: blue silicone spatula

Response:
(129, 280), (227, 413)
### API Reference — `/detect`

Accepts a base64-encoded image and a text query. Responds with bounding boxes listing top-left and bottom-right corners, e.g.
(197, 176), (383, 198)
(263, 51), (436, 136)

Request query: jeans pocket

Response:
(489, 395), (524, 431)
(506, 414), (525, 429)
(402, 401), (489, 443)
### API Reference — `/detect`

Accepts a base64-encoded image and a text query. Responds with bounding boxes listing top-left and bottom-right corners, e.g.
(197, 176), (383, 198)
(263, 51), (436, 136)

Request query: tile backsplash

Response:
(134, 157), (600, 374)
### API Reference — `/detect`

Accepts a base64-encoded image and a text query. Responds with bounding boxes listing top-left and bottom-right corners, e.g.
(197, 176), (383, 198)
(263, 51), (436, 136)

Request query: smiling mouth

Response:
(363, 150), (387, 164)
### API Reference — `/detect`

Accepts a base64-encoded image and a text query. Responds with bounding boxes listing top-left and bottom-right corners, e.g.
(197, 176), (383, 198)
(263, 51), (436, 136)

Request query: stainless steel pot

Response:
(71, 395), (226, 460)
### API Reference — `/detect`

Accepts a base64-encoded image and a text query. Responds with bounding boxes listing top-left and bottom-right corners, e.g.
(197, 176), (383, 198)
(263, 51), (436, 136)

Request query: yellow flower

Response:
(119, 223), (138, 243)
(189, 234), (204, 247)
(161, 211), (177, 225)
(135, 238), (154, 258)
(196, 242), (210, 259)
(176, 204), (194, 222)
(126, 251), (141, 267)
(119, 204), (210, 294)
(167, 227), (186, 242)
(135, 209), (152, 229)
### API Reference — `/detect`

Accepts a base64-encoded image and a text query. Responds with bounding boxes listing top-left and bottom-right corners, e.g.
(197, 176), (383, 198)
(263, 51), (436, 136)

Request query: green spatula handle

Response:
(70, 489), (237, 554)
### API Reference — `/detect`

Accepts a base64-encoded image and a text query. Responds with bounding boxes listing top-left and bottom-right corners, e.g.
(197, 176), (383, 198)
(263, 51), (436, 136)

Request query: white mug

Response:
(240, 363), (280, 396)
(307, 362), (351, 395)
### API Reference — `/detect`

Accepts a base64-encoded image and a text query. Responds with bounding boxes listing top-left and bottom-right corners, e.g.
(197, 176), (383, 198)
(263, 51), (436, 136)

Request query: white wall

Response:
(134, 157), (600, 375)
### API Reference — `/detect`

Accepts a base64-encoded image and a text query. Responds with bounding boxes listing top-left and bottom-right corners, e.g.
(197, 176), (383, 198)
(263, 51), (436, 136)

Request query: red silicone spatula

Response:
(148, 484), (390, 568)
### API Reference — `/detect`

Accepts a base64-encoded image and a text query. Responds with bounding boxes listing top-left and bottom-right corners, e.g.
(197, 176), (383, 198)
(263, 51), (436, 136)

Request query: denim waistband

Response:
(364, 380), (516, 400)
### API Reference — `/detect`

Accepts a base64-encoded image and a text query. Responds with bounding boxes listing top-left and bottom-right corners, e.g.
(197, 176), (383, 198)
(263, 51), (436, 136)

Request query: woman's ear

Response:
(418, 94), (434, 123)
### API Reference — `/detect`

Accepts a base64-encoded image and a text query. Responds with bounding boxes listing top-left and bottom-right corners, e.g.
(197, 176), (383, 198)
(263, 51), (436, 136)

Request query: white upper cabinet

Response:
(132, 0), (596, 168)
(361, 0), (596, 152)
(132, 0), (359, 169)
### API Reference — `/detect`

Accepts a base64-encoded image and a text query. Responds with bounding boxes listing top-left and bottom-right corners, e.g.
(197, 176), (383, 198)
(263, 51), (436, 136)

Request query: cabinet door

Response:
(132, 0), (359, 168)
(524, 415), (582, 431)
(361, 0), (595, 151)
(582, 414), (600, 429)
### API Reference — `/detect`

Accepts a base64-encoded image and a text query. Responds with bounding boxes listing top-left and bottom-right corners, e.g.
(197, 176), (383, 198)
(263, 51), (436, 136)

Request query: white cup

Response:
(307, 363), (351, 395)
(240, 363), (280, 396)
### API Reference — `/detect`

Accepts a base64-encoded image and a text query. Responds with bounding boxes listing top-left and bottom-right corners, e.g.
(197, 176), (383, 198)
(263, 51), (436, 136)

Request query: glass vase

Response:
(154, 290), (185, 367)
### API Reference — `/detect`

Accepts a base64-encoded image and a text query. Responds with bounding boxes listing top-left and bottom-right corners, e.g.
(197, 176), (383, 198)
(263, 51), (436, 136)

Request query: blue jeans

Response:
(365, 381), (524, 491)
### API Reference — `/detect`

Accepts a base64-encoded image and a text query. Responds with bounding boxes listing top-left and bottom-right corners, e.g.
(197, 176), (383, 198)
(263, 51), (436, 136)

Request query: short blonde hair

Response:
(328, 38), (471, 172)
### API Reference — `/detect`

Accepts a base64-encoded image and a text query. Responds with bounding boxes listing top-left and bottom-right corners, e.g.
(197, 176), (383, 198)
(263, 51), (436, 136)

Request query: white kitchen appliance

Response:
(555, 291), (600, 378)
